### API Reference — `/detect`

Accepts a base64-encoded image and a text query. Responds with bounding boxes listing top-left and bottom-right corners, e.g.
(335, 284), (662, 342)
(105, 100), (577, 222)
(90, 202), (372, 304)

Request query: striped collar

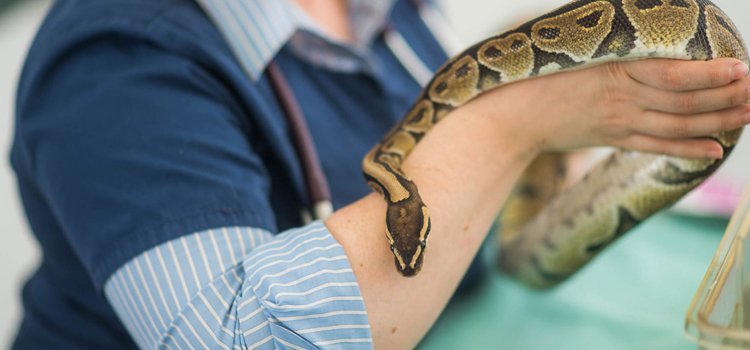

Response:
(195, 0), (397, 81)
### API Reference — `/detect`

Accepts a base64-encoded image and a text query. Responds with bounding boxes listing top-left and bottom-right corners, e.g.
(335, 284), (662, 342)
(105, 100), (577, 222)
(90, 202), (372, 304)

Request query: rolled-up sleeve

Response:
(16, 24), (372, 349)
(14, 24), (284, 291)
(103, 222), (372, 350)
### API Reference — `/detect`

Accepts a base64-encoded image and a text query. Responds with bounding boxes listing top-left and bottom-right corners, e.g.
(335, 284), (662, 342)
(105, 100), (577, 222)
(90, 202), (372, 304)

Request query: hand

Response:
(327, 58), (750, 350)
(461, 58), (750, 159)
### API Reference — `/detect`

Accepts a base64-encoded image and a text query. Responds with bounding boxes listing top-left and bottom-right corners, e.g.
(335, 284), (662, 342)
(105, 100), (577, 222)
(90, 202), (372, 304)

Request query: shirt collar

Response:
(195, 0), (397, 81)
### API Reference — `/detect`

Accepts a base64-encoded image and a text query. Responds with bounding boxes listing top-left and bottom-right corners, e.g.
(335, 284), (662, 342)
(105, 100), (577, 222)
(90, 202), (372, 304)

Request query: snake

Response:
(362, 0), (748, 286)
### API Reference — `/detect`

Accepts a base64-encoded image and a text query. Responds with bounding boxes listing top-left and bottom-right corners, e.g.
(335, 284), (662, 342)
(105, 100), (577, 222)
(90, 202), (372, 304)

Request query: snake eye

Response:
(390, 245), (395, 251)
(420, 241), (427, 248)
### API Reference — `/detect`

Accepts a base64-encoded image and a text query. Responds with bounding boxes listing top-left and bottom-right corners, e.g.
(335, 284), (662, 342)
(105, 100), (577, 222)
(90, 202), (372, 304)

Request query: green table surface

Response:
(418, 213), (729, 350)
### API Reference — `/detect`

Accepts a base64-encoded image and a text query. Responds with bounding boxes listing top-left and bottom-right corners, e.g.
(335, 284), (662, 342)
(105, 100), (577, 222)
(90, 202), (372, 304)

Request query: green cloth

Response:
(419, 213), (727, 350)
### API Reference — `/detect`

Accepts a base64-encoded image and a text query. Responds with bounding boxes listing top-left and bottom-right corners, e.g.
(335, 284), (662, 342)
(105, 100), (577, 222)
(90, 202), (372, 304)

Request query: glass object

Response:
(686, 181), (750, 349)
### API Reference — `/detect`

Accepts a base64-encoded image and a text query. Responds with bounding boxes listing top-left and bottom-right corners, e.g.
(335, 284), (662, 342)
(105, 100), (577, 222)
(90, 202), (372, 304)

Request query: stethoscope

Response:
(266, 0), (462, 224)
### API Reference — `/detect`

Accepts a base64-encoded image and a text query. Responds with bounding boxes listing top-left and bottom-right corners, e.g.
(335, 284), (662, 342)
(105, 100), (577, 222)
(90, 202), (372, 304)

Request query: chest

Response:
(259, 27), (449, 231)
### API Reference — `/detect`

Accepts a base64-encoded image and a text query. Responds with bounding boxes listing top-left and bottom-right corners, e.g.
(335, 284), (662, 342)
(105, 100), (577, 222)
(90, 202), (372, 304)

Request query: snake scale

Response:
(362, 0), (748, 287)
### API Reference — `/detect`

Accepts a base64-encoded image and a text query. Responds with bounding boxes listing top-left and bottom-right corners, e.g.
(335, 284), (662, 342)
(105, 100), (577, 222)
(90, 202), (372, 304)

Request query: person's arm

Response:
(91, 56), (750, 350)
(18, 13), (749, 350)
(94, 56), (750, 350)
(105, 223), (372, 350)
(16, 30), (377, 349)
(327, 58), (750, 349)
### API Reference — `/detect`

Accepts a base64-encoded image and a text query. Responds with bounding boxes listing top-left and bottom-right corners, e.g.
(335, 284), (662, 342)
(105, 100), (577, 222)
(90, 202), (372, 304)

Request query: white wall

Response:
(0, 0), (51, 347)
(435, 0), (750, 200)
(438, 0), (750, 46)
(1, 0), (749, 348)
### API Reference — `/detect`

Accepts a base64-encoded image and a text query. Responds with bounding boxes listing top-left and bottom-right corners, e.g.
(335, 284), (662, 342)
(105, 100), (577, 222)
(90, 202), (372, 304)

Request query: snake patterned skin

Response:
(362, 0), (748, 286)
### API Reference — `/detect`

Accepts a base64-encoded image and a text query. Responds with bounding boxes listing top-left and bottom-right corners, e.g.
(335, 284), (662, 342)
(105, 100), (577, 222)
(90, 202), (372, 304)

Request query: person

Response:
(9, 0), (750, 349)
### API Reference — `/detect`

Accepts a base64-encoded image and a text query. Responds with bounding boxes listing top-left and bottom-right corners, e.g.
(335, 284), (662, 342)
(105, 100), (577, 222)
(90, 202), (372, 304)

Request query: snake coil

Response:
(362, 0), (748, 287)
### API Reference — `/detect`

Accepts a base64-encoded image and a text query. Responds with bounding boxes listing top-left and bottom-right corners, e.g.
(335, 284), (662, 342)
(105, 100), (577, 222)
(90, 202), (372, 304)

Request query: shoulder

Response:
(18, 0), (235, 100)
(11, 1), (282, 290)
(34, 0), (218, 44)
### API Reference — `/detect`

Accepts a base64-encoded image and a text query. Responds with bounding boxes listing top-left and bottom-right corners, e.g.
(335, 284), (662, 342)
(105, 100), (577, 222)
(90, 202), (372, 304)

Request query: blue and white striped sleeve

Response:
(103, 221), (373, 350)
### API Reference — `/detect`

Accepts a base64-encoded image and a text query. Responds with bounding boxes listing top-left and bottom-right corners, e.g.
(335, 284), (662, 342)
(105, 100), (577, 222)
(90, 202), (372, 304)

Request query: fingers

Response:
(623, 58), (748, 92)
(636, 76), (750, 114)
(615, 134), (725, 159)
(598, 60), (750, 159)
(634, 105), (750, 139)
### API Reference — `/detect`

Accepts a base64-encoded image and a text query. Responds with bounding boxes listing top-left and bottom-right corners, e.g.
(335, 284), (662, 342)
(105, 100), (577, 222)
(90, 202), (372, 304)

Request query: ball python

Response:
(362, 0), (748, 285)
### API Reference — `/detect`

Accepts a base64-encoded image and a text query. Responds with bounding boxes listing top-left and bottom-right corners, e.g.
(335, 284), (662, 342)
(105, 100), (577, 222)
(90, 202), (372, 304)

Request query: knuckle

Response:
(611, 112), (635, 129)
(601, 88), (626, 110)
(603, 62), (627, 81)
(601, 82), (634, 107)
(602, 62), (636, 88)
(718, 117), (730, 132)
(610, 133), (637, 148)
(674, 93), (698, 113)
(647, 142), (667, 155)
(720, 113), (743, 131)
(736, 114), (747, 129)
(732, 83), (750, 105)
(671, 121), (691, 137)
(611, 138), (633, 150)
(660, 66), (687, 90)
(599, 116), (631, 142)
(710, 66), (732, 87)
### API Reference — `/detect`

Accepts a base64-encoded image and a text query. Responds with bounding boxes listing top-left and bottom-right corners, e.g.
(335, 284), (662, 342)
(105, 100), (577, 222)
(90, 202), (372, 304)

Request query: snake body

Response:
(362, 0), (748, 284)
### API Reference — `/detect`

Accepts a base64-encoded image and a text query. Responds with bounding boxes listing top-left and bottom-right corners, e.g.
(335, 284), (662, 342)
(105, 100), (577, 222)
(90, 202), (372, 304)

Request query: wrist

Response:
(401, 105), (538, 231)
(457, 85), (544, 162)
(454, 95), (542, 165)
(325, 98), (541, 349)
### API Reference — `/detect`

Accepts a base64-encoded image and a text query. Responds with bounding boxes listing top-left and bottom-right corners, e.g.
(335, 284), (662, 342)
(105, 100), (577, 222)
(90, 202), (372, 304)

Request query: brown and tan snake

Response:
(362, 0), (748, 287)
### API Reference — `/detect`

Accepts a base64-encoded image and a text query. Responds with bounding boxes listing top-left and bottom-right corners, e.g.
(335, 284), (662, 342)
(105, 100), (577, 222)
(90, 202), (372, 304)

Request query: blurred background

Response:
(1, 0), (749, 348)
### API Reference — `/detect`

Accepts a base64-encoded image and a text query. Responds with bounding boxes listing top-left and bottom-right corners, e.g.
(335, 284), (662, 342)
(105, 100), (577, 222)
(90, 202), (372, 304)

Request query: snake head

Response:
(385, 198), (431, 277)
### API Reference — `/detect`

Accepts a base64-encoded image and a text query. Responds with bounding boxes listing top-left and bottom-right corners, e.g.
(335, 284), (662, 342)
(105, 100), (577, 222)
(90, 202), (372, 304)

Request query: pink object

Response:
(671, 176), (746, 217)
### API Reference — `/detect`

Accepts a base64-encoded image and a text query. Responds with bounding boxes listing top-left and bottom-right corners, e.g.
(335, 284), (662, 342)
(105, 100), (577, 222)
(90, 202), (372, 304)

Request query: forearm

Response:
(327, 57), (750, 349)
(326, 101), (537, 349)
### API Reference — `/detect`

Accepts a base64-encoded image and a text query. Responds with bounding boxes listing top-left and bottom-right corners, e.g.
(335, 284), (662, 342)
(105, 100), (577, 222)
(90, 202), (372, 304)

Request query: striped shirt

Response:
(104, 222), (370, 349)
(103, 1), (428, 349)
(194, 0), (397, 81)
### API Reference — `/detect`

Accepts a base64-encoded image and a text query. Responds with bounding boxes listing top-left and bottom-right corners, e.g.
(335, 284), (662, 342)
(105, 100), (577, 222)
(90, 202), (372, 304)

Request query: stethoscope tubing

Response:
(267, 1), (461, 222)
(267, 61), (334, 222)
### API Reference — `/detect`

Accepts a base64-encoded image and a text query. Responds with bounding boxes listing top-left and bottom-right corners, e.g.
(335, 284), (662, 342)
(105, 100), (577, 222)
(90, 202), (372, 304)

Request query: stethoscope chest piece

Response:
(301, 200), (334, 224)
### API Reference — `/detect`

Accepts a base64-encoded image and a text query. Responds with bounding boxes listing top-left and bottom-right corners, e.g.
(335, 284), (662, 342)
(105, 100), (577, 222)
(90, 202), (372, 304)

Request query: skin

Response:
(290, 0), (353, 43)
(293, 0), (750, 348)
